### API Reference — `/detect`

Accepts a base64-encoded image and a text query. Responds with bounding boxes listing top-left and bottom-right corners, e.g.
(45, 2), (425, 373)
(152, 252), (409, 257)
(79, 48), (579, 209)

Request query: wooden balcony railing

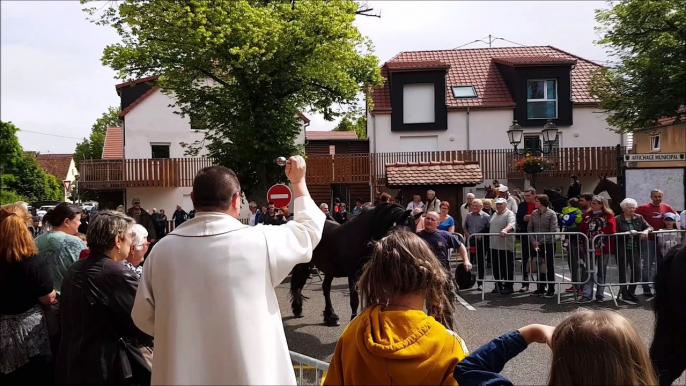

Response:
(79, 158), (213, 190)
(305, 147), (625, 185)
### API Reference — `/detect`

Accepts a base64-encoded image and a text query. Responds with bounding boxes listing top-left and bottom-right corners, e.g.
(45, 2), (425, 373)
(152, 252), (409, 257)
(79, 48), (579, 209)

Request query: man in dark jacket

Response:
(127, 198), (156, 243)
(567, 176), (582, 199)
(172, 205), (188, 228)
(516, 188), (537, 292)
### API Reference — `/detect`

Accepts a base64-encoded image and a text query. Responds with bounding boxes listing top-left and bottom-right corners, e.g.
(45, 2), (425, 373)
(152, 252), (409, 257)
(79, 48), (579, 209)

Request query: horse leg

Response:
(290, 263), (310, 318)
(322, 274), (340, 326)
(348, 275), (360, 321)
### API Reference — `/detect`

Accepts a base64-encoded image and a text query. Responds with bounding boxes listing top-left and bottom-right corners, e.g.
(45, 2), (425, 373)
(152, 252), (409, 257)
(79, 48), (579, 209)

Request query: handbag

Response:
(528, 256), (547, 275)
(117, 337), (152, 385)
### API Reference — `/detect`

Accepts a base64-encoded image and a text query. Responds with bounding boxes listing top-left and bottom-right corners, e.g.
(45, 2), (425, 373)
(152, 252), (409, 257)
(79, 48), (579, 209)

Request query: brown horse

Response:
(483, 185), (499, 199)
(592, 175), (624, 214)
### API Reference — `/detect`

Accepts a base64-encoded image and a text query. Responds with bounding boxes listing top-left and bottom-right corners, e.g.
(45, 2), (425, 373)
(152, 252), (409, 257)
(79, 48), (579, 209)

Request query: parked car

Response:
(37, 205), (57, 218)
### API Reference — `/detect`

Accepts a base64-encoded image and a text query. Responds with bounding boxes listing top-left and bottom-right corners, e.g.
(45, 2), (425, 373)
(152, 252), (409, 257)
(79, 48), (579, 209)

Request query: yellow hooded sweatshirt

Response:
(324, 304), (468, 385)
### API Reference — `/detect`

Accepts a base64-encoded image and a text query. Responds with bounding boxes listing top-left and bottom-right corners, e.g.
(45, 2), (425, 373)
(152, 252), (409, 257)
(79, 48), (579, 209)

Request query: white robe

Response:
(131, 196), (326, 385)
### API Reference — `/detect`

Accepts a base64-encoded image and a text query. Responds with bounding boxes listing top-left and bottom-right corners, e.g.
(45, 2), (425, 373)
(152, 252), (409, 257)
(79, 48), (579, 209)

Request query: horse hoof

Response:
(350, 314), (357, 321)
(325, 317), (341, 327)
(293, 309), (303, 318)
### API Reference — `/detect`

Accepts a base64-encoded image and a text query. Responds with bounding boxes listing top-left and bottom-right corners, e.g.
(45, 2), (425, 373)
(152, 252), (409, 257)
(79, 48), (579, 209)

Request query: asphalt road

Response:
(277, 256), (686, 385)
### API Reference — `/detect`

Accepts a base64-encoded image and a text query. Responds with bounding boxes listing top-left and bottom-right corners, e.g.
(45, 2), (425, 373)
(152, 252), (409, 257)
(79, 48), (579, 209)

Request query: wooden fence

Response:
(79, 158), (213, 190)
(305, 146), (625, 185)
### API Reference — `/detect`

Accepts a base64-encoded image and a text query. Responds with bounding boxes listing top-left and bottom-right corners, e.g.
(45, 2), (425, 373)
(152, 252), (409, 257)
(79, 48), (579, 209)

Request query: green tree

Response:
(0, 121), (64, 204)
(74, 106), (121, 164)
(590, 0), (686, 133)
(333, 115), (366, 139)
(82, 0), (382, 198)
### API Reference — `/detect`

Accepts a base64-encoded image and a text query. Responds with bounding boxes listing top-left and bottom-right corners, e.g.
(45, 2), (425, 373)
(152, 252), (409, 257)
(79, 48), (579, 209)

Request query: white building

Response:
(82, 76), (309, 219)
(367, 46), (628, 197)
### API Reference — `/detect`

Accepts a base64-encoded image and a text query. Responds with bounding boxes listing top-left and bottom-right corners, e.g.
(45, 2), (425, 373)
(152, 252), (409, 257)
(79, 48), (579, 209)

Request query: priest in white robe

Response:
(132, 156), (325, 385)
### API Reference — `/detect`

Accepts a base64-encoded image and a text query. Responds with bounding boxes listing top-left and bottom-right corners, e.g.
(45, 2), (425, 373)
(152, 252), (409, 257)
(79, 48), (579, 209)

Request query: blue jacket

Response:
(453, 331), (528, 386)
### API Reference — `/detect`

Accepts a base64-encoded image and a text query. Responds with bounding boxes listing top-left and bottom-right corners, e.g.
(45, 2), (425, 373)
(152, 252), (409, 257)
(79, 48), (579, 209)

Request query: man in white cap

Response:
(489, 197), (516, 294)
(497, 185), (518, 214)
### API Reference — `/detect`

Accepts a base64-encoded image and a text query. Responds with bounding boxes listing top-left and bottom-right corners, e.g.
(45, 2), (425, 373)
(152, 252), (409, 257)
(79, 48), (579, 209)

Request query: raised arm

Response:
(264, 157), (326, 287)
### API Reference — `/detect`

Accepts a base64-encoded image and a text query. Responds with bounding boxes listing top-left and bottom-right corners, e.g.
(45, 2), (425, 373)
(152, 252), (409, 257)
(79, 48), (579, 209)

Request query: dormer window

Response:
(403, 83), (435, 124)
(527, 79), (557, 119)
(451, 86), (477, 98)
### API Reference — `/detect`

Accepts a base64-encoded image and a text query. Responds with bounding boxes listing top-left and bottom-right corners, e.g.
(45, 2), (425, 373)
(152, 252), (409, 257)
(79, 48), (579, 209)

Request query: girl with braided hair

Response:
(324, 228), (468, 385)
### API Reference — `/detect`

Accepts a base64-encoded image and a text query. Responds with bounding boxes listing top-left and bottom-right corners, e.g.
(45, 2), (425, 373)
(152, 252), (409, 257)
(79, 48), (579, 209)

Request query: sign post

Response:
(267, 184), (293, 208)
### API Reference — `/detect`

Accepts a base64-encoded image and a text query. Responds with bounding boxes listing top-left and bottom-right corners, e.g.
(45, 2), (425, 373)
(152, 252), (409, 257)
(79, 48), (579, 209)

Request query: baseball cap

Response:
(494, 197), (507, 204)
(132, 198), (141, 204)
(498, 185), (509, 192)
(664, 212), (677, 221)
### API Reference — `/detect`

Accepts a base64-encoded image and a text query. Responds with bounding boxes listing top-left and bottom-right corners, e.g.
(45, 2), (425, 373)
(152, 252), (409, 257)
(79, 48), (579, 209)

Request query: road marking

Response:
(554, 273), (636, 305)
(455, 293), (476, 311)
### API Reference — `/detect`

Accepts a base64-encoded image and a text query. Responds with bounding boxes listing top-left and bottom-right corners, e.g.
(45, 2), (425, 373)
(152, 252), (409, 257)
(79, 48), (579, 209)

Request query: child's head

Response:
(567, 197), (579, 208)
(548, 309), (657, 386)
(663, 212), (677, 229)
(357, 228), (454, 329)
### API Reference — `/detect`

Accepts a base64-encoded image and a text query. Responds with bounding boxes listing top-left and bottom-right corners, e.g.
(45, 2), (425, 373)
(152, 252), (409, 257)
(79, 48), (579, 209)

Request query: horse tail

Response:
(289, 263), (311, 302)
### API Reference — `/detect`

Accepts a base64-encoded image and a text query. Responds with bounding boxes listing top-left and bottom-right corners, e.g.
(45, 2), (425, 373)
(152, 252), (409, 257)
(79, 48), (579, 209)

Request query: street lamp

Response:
(507, 119), (559, 155)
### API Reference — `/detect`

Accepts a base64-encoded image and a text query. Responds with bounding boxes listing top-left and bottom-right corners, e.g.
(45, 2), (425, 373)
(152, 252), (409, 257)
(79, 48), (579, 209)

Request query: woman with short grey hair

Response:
(56, 211), (153, 385)
(615, 197), (651, 302)
(124, 224), (149, 279)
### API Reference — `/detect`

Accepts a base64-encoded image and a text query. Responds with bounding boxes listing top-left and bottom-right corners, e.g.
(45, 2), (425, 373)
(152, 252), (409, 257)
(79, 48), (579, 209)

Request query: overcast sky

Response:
(1, 0), (612, 154)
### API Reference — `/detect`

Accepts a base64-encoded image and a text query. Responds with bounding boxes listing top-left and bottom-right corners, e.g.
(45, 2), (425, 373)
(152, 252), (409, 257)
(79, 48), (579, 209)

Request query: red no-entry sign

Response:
(267, 184), (292, 208)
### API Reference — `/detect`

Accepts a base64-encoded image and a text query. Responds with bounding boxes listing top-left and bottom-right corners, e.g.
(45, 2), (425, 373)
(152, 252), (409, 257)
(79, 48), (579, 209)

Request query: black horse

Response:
(650, 244), (686, 386)
(543, 188), (567, 214)
(290, 203), (412, 326)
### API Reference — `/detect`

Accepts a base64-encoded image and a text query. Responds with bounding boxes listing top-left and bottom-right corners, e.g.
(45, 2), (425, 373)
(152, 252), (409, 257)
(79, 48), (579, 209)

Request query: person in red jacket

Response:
(578, 195), (616, 303)
(634, 189), (677, 297)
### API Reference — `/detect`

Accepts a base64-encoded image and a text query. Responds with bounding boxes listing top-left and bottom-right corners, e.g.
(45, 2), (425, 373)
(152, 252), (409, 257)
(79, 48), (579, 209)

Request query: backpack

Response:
(559, 211), (578, 228)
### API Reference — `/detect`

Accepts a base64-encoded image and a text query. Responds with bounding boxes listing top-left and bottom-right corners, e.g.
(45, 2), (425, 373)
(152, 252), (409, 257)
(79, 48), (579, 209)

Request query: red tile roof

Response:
(385, 160), (483, 186)
(371, 46), (602, 111)
(297, 111), (310, 124)
(306, 131), (358, 140)
(492, 56), (577, 67)
(35, 153), (74, 180)
(384, 60), (450, 72)
(102, 127), (124, 159)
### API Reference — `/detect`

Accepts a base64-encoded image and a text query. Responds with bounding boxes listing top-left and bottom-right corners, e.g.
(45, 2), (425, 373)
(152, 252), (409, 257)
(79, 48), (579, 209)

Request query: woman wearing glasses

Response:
(56, 211), (153, 385)
(578, 196), (616, 304)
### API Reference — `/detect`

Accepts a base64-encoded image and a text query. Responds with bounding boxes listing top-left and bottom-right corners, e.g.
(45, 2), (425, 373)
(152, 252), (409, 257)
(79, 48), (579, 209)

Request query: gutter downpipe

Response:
(466, 107), (470, 151)
(370, 112), (376, 201)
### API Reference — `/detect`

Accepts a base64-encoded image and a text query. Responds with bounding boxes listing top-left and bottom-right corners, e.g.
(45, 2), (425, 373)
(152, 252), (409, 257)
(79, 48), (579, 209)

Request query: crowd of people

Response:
(1, 158), (684, 385)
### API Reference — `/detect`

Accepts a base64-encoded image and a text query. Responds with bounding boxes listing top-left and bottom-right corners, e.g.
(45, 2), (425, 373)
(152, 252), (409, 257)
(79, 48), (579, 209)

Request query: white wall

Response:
(126, 187), (252, 220)
(126, 187), (192, 214)
(370, 106), (625, 153)
(124, 90), (208, 159)
(64, 158), (78, 203)
(295, 119), (306, 146)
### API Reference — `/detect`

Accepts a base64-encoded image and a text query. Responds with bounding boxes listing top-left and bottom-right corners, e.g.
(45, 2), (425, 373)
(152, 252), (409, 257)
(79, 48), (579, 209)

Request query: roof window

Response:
(451, 86), (477, 98)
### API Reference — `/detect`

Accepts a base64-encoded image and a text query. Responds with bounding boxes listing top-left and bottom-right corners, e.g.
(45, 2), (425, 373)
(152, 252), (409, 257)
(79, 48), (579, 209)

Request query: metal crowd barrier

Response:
(465, 232), (591, 305)
(448, 233), (466, 262)
(290, 350), (329, 386)
(591, 229), (686, 306)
